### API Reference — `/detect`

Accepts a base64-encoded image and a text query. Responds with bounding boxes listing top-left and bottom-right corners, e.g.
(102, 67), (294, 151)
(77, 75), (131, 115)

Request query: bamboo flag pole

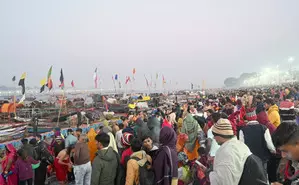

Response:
(56, 89), (65, 127)
(56, 68), (65, 127)
(13, 78), (17, 118)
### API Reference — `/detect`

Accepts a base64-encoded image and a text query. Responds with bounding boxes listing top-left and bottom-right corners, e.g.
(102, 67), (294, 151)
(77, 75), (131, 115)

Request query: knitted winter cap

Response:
(246, 107), (258, 121)
(212, 118), (234, 136)
(121, 132), (133, 147)
(279, 100), (296, 123)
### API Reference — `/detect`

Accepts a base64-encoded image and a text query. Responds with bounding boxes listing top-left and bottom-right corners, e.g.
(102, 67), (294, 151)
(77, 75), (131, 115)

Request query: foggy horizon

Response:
(1, 0), (299, 90)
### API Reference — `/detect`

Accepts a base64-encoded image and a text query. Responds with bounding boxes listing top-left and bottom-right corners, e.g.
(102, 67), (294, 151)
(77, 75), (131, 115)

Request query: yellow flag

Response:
(40, 78), (47, 86)
(20, 72), (26, 80)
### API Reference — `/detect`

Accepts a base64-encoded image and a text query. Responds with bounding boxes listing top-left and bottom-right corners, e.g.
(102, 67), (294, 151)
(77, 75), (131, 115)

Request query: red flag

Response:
(125, 76), (131, 84)
(71, 80), (74, 87)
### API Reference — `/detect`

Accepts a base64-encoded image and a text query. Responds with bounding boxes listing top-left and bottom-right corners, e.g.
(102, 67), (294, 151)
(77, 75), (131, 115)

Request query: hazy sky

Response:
(0, 0), (299, 90)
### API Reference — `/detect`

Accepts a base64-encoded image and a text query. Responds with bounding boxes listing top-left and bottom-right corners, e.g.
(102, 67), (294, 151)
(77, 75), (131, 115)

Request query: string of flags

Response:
(10, 66), (176, 105)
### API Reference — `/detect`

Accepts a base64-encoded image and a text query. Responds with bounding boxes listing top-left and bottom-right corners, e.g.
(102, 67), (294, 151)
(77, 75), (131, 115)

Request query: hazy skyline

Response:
(1, 0), (299, 90)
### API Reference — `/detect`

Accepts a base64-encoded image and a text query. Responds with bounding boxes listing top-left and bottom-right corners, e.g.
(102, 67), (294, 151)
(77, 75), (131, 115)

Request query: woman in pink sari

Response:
(1, 144), (18, 185)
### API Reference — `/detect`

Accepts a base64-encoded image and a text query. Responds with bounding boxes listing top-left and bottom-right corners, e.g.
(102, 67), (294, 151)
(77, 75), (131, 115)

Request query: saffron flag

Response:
(40, 78), (47, 93)
(18, 73), (26, 95)
(59, 69), (64, 89)
(133, 68), (136, 75)
(93, 68), (98, 88)
(12, 76), (16, 82)
(71, 80), (75, 87)
(162, 75), (166, 84)
(46, 66), (53, 90)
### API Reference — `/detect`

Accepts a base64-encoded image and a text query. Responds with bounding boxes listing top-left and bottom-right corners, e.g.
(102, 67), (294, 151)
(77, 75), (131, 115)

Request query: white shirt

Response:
(239, 121), (276, 153)
(115, 129), (123, 148)
(210, 137), (251, 185)
(207, 128), (220, 157)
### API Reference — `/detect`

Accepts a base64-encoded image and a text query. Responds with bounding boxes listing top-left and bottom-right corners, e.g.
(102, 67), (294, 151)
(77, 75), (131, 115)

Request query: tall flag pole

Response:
(93, 68), (98, 88)
(155, 73), (158, 90)
(46, 66), (53, 91)
(112, 75), (116, 93)
(12, 76), (16, 117)
(162, 75), (166, 93)
(57, 68), (65, 127)
(144, 75), (151, 94)
(40, 78), (47, 93)
(144, 75), (149, 87)
(18, 72), (26, 104)
(150, 74), (153, 88)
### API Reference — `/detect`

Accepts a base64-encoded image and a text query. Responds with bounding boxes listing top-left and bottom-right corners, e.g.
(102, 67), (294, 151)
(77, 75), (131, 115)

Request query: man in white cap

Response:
(209, 118), (251, 185)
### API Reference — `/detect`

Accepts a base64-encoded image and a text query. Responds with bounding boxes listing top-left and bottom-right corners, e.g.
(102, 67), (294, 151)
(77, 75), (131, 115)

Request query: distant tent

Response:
(1, 103), (16, 113)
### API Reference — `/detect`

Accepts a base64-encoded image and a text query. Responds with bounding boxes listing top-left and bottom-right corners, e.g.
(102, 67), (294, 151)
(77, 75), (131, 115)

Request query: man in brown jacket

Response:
(74, 134), (91, 185)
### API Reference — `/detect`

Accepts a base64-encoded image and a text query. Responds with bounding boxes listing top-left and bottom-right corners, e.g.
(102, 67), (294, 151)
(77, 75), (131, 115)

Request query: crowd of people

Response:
(0, 85), (299, 185)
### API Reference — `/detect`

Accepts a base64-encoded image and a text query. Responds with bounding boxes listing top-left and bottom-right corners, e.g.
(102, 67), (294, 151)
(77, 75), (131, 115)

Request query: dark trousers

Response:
(34, 162), (48, 185)
(19, 178), (33, 185)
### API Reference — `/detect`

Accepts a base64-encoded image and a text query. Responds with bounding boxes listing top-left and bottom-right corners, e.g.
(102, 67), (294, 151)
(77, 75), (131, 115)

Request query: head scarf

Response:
(181, 114), (199, 152)
(154, 126), (178, 185)
(159, 126), (176, 149)
(2, 144), (17, 171)
(88, 128), (97, 162)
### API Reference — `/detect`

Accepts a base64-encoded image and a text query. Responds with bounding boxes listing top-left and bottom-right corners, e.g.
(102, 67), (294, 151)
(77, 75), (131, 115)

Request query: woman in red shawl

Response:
(1, 144), (18, 185)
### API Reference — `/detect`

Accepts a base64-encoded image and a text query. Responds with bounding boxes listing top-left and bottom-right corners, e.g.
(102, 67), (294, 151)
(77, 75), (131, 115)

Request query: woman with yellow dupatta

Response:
(87, 128), (97, 163)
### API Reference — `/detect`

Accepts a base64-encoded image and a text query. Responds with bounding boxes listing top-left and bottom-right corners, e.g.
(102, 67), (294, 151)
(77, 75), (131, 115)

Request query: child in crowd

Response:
(14, 149), (39, 185)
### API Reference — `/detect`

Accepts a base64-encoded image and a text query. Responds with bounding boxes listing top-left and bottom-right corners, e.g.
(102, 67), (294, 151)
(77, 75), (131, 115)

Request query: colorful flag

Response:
(125, 76), (131, 84)
(12, 76), (16, 82)
(18, 73), (26, 95)
(162, 75), (166, 84)
(46, 66), (53, 90)
(93, 68), (98, 88)
(59, 69), (64, 89)
(40, 78), (47, 93)
(115, 74), (118, 80)
(71, 80), (75, 87)
(133, 68), (136, 75)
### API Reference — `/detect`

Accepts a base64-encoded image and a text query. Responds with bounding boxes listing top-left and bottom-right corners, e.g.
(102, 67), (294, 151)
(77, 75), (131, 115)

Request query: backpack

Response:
(131, 157), (155, 185)
(238, 154), (268, 185)
(113, 151), (125, 185)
